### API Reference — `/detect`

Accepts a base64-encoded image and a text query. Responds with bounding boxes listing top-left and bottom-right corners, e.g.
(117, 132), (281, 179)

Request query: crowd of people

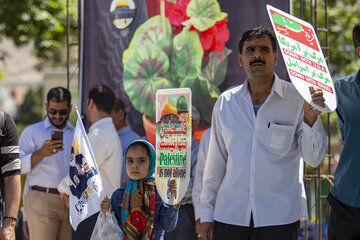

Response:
(0, 24), (359, 240)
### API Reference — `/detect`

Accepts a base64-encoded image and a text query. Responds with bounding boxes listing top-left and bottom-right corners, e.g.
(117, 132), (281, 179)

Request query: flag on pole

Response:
(69, 109), (104, 230)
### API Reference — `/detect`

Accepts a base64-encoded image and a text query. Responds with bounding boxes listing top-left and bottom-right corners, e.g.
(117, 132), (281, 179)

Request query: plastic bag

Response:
(90, 211), (124, 240)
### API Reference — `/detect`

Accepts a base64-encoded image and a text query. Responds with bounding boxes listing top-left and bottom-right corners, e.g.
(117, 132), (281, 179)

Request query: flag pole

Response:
(74, 106), (100, 172)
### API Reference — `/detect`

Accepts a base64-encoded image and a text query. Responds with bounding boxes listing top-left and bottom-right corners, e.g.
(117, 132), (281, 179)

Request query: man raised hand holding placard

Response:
(199, 26), (327, 240)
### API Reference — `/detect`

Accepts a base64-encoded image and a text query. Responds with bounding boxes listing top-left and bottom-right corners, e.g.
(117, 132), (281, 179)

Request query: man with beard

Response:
(19, 87), (74, 240)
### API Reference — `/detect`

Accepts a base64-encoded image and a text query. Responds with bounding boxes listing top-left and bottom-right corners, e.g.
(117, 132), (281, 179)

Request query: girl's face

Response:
(126, 146), (150, 181)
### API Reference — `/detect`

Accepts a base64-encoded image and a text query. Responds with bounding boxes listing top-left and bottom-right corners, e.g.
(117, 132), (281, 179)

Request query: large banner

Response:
(79, 0), (149, 134)
(80, 0), (289, 132)
(69, 110), (104, 230)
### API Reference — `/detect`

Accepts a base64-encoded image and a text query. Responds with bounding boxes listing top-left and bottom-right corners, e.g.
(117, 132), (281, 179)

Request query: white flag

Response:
(69, 109), (104, 230)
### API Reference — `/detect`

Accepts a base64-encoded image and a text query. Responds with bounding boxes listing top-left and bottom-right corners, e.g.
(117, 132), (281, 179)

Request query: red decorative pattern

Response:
(130, 210), (147, 232)
(149, 194), (155, 211)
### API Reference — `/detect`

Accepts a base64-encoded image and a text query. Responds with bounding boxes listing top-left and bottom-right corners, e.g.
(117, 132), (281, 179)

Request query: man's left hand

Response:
(304, 86), (325, 127)
(0, 225), (16, 240)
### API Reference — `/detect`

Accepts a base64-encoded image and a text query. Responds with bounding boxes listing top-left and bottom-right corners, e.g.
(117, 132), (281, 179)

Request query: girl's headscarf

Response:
(121, 140), (156, 240)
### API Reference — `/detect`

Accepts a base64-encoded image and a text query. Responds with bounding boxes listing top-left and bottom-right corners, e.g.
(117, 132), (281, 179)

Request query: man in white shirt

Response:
(72, 84), (123, 240)
(20, 87), (74, 240)
(200, 26), (327, 240)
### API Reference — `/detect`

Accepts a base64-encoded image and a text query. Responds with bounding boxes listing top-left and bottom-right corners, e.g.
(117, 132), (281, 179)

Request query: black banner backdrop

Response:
(79, 0), (289, 136)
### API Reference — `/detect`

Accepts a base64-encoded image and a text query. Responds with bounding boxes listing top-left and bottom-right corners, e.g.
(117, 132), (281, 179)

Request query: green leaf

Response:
(179, 76), (199, 90)
(197, 73), (220, 122)
(123, 15), (172, 67)
(202, 47), (232, 86)
(192, 47), (232, 121)
(219, 12), (228, 20)
(197, 46), (232, 123)
(171, 31), (203, 84)
(178, 75), (212, 122)
(184, 0), (226, 31)
(198, 73), (221, 99)
(123, 44), (174, 117)
(198, 95), (217, 122)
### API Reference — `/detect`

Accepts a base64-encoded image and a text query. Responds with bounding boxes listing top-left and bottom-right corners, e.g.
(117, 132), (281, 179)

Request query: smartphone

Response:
(51, 130), (63, 142)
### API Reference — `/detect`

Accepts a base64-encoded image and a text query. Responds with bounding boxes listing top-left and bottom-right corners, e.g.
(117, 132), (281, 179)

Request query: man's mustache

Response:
(250, 59), (265, 65)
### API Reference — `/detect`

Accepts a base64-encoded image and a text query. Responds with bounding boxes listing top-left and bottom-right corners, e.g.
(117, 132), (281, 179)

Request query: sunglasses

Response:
(48, 108), (69, 116)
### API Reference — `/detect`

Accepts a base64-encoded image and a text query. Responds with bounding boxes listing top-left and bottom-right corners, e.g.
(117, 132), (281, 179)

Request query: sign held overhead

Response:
(267, 5), (337, 112)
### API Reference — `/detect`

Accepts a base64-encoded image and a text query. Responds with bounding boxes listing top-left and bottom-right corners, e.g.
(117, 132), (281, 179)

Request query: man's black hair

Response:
(238, 26), (277, 54)
(47, 87), (71, 106)
(88, 84), (115, 114)
(113, 98), (126, 118)
(353, 22), (360, 51)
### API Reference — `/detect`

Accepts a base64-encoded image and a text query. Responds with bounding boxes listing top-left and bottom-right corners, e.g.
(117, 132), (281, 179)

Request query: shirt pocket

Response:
(266, 123), (296, 153)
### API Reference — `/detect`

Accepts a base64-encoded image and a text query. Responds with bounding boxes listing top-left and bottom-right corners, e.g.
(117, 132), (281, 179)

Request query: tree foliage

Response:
(292, 0), (360, 77)
(327, 0), (360, 76)
(291, 0), (360, 137)
(16, 86), (44, 134)
(0, 0), (77, 60)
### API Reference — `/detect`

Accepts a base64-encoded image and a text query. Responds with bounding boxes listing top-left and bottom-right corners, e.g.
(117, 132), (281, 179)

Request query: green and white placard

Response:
(155, 88), (192, 205)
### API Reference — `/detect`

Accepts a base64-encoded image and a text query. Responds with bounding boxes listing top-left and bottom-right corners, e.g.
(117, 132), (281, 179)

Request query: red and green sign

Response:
(155, 88), (192, 205)
(267, 5), (337, 112)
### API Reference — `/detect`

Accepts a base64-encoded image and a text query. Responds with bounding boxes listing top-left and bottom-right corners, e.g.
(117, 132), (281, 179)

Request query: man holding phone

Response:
(19, 87), (74, 240)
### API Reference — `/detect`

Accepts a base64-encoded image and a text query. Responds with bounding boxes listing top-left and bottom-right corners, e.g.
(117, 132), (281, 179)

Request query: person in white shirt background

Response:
(20, 87), (74, 240)
(192, 86), (235, 238)
(192, 127), (211, 238)
(72, 84), (123, 240)
(199, 26), (327, 240)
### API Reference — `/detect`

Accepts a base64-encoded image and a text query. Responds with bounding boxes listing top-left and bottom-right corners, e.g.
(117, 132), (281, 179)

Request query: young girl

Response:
(100, 140), (179, 240)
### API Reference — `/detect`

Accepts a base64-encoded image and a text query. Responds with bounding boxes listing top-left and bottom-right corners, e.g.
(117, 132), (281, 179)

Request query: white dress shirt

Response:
(199, 75), (327, 227)
(19, 117), (74, 188)
(192, 128), (211, 221)
(88, 117), (123, 197)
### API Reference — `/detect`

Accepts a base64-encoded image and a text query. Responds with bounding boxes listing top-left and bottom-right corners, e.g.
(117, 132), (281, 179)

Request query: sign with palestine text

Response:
(155, 88), (192, 205)
(267, 5), (337, 112)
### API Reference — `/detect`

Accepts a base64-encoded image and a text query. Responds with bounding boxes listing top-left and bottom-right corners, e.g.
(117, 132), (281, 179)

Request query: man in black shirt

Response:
(0, 111), (21, 240)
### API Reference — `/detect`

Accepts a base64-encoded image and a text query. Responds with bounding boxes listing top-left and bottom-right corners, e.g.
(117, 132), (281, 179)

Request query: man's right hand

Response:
(40, 139), (64, 157)
(31, 139), (64, 168)
(22, 221), (29, 239)
(200, 222), (214, 240)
